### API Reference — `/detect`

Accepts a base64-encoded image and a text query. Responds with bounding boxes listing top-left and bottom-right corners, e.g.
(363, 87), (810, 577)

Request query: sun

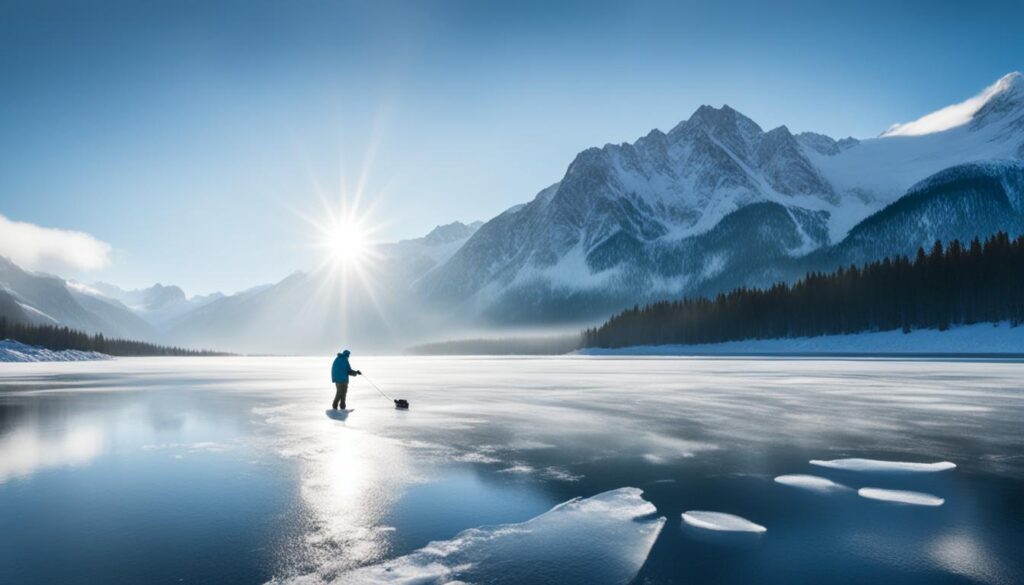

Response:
(325, 218), (369, 266)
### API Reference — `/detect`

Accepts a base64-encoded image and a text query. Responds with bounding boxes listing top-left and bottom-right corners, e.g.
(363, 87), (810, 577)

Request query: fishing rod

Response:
(362, 374), (409, 409)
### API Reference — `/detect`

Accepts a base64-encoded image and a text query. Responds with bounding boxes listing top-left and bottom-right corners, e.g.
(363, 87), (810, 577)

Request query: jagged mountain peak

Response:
(993, 71), (1023, 93)
(764, 125), (793, 137)
(672, 104), (764, 147)
(971, 71), (1024, 129)
(419, 221), (483, 246)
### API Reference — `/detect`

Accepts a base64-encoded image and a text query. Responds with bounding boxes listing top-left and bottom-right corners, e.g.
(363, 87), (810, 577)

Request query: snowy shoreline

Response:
(577, 323), (1024, 357)
(0, 340), (112, 363)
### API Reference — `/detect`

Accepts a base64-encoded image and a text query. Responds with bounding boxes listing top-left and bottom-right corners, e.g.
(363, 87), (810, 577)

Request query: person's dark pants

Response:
(332, 383), (348, 409)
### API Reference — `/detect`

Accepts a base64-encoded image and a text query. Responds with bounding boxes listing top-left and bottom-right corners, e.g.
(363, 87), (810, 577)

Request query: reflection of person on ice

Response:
(331, 349), (361, 410)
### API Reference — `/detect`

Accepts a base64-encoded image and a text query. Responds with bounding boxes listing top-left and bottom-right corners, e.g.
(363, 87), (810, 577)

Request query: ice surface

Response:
(5, 356), (1024, 584)
(681, 511), (766, 533)
(321, 488), (664, 585)
(811, 459), (956, 473)
(774, 474), (849, 493)
(858, 488), (945, 506)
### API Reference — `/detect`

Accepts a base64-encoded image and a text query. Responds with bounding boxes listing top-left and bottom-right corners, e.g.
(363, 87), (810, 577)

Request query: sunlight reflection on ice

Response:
(253, 403), (420, 574)
(930, 533), (1012, 585)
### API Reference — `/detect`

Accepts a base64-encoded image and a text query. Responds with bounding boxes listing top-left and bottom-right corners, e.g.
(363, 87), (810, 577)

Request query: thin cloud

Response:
(0, 214), (111, 272)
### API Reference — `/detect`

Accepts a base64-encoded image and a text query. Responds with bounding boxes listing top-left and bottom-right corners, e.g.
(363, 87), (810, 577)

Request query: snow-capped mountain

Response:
(813, 160), (1024, 270)
(0, 257), (156, 339)
(418, 72), (1024, 323)
(54, 73), (1023, 353)
(89, 282), (224, 329)
(379, 220), (483, 282)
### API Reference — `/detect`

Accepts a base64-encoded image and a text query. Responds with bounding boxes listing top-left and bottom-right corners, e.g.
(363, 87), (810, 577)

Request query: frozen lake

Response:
(1, 357), (1022, 584)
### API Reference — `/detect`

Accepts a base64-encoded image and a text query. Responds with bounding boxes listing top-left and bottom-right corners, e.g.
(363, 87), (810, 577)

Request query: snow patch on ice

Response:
(16, 303), (59, 324)
(810, 458), (956, 473)
(314, 488), (663, 585)
(858, 488), (945, 506)
(774, 474), (849, 493)
(682, 511), (766, 533)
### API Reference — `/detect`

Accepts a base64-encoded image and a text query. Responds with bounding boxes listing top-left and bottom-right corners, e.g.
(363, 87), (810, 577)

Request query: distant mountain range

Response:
(156, 220), (486, 353)
(0, 256), (154, 339)
(2, 73), (1022, 352)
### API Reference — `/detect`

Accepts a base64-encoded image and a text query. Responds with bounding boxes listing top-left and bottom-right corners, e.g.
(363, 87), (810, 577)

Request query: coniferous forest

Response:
(583, 232), (1024, 349)
(0, 318), (229, 357)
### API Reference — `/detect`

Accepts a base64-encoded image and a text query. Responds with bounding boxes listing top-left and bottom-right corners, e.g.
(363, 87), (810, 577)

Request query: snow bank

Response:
(578, 322), (1024, 356)
(0, 340), (110, 362)
(681, 511), (766, 533)
(858, 488), (945, 506)
(774, 474), (849, 493)
(329, 488), (664, 585)
(810, 458), (956, 473)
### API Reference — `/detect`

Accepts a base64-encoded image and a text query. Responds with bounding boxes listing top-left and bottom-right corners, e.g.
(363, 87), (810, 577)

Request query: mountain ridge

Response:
(417, 72), (1024, 324)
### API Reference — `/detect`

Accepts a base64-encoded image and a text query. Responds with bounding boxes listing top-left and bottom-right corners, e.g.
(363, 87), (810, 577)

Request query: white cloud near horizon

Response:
(881, 73), (1020, 137)
(0, 214), (112, 273)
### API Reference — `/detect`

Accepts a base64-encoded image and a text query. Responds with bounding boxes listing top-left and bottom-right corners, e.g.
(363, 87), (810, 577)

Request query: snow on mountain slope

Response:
(0, 339), (110, 362)
(379, 220), (483, 282)
(812, 123), (1022, 238)
(881, 73), (1022, 137)
(813, 160), (1024, 270)
(418, 73), (1024, 324)
(0, 257), (155, 339)
(88, 282), (224, 329)
(0, 289), (32, 324)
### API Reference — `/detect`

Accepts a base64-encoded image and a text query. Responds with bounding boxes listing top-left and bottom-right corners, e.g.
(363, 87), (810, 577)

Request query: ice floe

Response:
(774, 474), (849, 492)
(810, 458), (956, 473)
(326, 487), (664, 585)
(858, 488), (945, 506)
(681, 511), (767, 533)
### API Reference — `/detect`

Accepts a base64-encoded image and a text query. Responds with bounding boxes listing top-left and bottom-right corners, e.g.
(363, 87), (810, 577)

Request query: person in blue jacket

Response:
(331, 349), (361, 410)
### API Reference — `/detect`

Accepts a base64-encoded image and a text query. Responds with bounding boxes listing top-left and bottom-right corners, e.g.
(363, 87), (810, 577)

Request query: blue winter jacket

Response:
(331, 352), (357, 383)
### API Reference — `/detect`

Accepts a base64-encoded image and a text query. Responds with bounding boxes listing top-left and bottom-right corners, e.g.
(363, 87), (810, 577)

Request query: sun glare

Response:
(326, 219), (368, 265)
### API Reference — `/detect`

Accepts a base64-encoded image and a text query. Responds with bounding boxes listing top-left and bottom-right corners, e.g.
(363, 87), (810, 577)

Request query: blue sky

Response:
(0, 0), (1021, 294)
